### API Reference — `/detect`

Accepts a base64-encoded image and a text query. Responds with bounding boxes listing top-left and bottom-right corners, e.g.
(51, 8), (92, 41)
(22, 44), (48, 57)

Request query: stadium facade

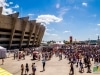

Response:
(0, 7), (45, 49)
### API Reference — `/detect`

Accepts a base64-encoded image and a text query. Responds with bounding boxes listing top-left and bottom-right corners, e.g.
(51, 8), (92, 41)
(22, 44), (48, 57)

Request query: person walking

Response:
(25, 63), (29, 74)
(38, 54), (41, 61)
(2, 58), (4, 65)
(32, 63), (36, 75)
(76, 58), (79, 67)
(23, 52), (25, 60)
(21, 64), (24, 75)
(79, 60), (84, 73)
(87, 58), (91, 73)
(69, 62), (74, 75)
(42, 57), (46, 71)
(14, 53), (16, 60)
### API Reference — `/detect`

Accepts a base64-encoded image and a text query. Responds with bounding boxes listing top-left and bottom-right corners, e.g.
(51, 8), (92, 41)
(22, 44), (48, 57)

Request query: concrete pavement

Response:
(0, 53), (97, 75)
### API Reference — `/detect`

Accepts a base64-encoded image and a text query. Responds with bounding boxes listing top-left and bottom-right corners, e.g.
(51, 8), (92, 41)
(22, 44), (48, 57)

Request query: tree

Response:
(63, 40), (66, 44)
(47, 41), (52, 44)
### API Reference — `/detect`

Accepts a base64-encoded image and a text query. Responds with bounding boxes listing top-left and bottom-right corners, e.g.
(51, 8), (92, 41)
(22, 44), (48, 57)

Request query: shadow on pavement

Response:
(40, 70), (44, 72)
(0, 64), (3, 65)
(23, 74), (33, 75)
(31, 59), (37, 61)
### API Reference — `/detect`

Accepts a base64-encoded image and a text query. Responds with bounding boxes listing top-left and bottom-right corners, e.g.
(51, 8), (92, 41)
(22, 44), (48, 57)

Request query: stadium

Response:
(0, 7), (45, 49)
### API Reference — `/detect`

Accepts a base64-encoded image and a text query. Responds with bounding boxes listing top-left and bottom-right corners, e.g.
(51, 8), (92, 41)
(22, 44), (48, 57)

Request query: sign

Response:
(93, 64), (100, 73)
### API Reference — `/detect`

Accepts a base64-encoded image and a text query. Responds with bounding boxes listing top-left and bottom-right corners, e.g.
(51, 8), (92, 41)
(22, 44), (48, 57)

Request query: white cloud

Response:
(73, 5), (79, 10)
(96, 34), (100, 36)
(51, 34), (58, 36)
(63, 30), (71, 33)
(2, 7), (13, 15)
(13, 11), (17, 13)
(9, 2), (13, 4)
(36, 14), (62, 25)
(59, 7), (69, 18)
(41, 23), (46, 26)
(46, 28), (55, 31)
(0, 0), (9, 7)
(46, 28), (51, 31)
(45, 31), (58, 36)
(82, 2), (88, 7)
(13, 4), (19, 8)
(28, 13), (34, 16)
(44, 31), (61, 41)
(56, 3), (60, 8)
(97, 24), (100, 26)
(0, 0), (18, 15)
(45, 31), (50, 35)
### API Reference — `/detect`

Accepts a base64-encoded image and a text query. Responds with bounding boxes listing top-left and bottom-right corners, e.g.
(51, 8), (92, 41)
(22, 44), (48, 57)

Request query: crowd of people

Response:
(10, 45), (100, 75)
(1, 44), (100, 75)
(61, 45), (100, 75)
(19, 47), (53, 75)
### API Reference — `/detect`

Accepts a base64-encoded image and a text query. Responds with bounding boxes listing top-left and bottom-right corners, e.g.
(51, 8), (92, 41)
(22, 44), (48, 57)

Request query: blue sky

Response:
(1, 0), (100, 41)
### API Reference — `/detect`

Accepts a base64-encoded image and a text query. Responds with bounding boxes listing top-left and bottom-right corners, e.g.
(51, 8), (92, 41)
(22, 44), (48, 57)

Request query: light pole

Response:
(97, 35), (100, 45)
(88, 38), (90, 45)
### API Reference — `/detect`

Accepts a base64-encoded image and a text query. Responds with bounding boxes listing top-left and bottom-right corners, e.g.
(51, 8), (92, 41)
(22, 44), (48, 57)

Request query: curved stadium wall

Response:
(0, 7), (45, 49)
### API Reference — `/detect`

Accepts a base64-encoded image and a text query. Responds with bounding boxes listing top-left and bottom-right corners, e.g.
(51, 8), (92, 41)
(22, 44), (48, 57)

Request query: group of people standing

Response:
(68, 54), (92, 75)
(20, 53), (46, 75)
(14, 51), (26, 60)
(21, 63), (36, 75)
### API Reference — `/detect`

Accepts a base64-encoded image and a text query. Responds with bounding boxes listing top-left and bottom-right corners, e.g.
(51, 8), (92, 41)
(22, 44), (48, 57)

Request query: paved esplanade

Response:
(0, 54), (96, 75)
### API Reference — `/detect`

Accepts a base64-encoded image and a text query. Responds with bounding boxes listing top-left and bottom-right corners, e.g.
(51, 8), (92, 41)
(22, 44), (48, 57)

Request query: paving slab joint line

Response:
(74, 65), (76, 75)
(12, 70), (20, 74)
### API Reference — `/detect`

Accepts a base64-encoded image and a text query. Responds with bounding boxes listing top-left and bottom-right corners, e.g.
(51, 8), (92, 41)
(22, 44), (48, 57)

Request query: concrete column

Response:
(36, 25), (43, 46)
(32, 23), (40, 46)
(27, 20), (36, 46)
(8, 12), (19, 49)
(38, 26), (45, 46)
(20, 16), (29, 48)
(35, 24), (41, 44)
(0, 7), (3, 14)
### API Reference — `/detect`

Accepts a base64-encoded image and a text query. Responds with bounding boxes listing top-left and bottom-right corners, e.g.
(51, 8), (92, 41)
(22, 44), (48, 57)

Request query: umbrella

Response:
(33, 51), (39, 54)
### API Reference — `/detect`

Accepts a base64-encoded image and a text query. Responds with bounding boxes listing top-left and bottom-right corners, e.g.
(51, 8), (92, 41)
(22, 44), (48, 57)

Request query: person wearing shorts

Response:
(25, 63), (29, 74)
(21, 64), (24, 75)
(32, 63), (36, 75)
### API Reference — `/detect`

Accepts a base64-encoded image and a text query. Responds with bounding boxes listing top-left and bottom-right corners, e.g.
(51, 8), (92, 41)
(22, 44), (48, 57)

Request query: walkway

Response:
(0, 54), (98, 75)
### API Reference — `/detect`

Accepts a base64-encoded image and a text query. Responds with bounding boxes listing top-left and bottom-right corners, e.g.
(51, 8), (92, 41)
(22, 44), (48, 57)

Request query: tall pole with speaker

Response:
(70, 36), (73, 44)
(69, 36), (73, 52)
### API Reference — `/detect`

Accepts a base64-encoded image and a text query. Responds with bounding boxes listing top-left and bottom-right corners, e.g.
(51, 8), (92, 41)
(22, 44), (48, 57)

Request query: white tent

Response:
(0, 46), (7, 58)
(55, 41), (64, 44)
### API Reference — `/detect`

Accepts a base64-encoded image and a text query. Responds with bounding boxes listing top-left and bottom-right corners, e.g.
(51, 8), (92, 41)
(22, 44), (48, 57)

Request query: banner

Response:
(93, 63), (100, 73)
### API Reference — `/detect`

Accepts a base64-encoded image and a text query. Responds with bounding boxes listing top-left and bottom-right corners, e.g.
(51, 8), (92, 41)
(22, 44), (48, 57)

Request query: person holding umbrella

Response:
(33, 51), (39, 60)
